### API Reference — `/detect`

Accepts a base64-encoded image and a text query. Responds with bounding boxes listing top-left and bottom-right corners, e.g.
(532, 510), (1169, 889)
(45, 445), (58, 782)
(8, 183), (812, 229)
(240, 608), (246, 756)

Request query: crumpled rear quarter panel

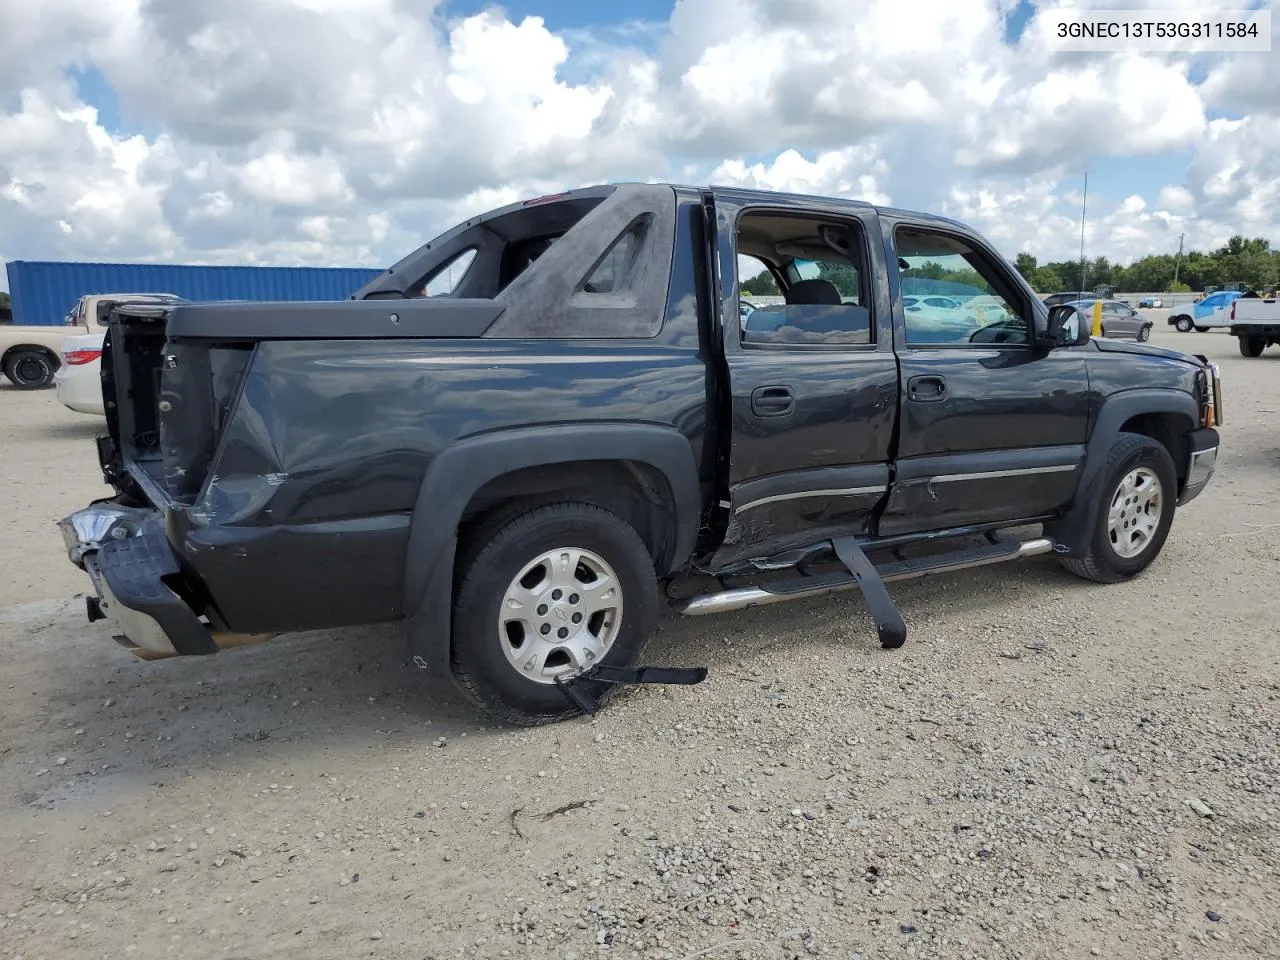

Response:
(178, 336), (707, 633)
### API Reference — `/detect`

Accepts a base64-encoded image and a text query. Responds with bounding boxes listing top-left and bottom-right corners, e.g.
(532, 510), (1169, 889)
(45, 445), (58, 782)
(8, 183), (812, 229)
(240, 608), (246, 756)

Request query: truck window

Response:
(895, 227), (1028, 347)
(736, 212), (873, 347)
(416, 248), (477, 297)
(580, 216), (649, 294)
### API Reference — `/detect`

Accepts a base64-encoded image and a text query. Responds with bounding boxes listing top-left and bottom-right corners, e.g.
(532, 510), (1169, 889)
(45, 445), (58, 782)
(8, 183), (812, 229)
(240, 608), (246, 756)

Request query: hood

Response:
(1090, 337), (1204, 366)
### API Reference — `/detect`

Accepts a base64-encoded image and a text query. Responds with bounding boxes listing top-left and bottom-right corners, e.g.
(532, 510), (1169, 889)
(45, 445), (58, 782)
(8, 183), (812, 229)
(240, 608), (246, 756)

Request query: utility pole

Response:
(1079, 172), (1088, 293)
(1172, 232), (1184, 289)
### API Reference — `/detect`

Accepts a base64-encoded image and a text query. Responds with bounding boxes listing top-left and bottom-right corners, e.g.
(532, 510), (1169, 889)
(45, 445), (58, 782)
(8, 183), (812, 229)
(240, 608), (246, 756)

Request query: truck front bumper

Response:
(1177, 428), (1219, 506)
(58, 503), (220, 660)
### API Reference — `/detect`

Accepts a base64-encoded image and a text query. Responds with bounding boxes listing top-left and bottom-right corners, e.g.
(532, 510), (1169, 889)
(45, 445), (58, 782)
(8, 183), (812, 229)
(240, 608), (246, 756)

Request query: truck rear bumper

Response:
(1177, 428), (1219, 506)
(59, 504), (220, 660)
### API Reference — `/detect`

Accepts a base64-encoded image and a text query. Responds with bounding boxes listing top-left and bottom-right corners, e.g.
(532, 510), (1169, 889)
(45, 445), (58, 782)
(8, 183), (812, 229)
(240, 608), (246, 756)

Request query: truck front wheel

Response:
(1173, 316), (1192, 332)
(450, 502), (659, 725)
(1060, 433), (1177, 584)
(1240, 337), (1265, 357)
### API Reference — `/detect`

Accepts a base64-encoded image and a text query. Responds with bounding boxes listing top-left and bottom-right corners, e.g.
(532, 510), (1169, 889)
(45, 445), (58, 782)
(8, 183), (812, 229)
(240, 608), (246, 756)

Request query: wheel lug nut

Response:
(557, 627), (568, 639)
(552, 589), (563, 600)
(572, 613), (582, 624)
(537, 604), (548, 615)
(540, 624), (551, 635)
(569, 593), (579, 605)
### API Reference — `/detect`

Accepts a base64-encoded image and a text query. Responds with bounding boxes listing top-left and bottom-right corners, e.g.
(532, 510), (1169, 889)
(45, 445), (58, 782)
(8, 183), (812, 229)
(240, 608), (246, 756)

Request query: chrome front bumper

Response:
(1178, 441), (1219, 506)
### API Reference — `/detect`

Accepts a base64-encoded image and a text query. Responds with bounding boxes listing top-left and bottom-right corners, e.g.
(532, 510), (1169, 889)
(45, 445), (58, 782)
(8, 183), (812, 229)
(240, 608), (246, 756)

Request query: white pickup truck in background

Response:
(1228, 296), (1280, 357)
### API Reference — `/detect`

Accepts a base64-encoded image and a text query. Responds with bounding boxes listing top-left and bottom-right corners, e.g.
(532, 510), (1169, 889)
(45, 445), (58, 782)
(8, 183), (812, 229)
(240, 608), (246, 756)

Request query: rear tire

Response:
(1060, 433), (1177, 584)
(1194, 326), (1208, 333)
(450, 502), (659, 725)
(1136, 325), (1151, 342)
(1173, 316), (1192, 333)
(1240, 337), (1265, 357)
(3, 349), (56, 389)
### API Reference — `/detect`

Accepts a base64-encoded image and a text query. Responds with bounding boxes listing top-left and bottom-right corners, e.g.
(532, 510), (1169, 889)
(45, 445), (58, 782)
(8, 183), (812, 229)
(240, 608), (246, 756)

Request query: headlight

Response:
(1197, 363), (1223, 427)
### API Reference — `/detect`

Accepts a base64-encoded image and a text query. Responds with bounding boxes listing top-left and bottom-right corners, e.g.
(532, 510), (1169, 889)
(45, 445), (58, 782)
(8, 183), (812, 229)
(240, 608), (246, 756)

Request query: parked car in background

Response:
(1065, 299), (1153, 341)
(1227, 294), (1280, 357)
(1167, 290), (1243, 333)
(1138, 296), (1164, 308)
(2, 291), (180, 390)
(1043, 291), (1093, 308)
(52, 294), (182, 413)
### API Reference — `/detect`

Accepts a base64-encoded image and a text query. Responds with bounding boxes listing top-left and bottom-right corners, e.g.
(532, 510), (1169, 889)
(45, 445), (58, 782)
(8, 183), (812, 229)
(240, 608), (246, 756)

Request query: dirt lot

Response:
(1, 322), (1277, 960)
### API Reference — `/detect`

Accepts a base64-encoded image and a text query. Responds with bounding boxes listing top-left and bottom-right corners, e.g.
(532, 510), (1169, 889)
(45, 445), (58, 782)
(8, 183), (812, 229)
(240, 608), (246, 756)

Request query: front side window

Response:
(896, 227), (1028, 346)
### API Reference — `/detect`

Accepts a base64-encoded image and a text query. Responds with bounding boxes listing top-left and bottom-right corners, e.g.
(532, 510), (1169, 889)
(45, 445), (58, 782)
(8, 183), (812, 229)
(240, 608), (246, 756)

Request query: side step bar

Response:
(675, 536), (1055, 618)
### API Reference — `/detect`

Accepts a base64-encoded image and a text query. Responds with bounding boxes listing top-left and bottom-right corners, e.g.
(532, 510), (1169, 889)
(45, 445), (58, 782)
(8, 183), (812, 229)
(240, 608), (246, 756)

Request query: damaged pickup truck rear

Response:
(60, 184), (1224, 724)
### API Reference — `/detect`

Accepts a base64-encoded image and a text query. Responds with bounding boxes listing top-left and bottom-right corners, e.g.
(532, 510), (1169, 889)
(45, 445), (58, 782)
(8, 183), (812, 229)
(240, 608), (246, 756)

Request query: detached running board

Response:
(675, 536), (1055, 647)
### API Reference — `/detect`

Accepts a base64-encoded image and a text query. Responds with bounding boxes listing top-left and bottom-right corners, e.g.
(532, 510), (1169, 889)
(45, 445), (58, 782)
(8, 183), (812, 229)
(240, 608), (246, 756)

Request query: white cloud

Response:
(0, 0), (1277, 282)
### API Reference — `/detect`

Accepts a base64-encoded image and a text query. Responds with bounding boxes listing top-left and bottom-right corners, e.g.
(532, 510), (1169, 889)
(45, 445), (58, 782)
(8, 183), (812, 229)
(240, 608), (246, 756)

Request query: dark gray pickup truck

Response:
(59, 183), (1223, 724)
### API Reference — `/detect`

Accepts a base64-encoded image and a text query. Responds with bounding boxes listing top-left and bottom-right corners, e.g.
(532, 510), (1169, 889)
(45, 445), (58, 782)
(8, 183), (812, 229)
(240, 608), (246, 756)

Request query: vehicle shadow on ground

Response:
(3, 554), (1088, 807)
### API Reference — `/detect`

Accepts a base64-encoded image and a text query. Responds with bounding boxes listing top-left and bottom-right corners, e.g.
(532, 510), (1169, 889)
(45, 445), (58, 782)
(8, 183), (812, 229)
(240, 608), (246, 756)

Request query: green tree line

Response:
(740, 236), (1280, 299)
(1014, 236), (1280, 294)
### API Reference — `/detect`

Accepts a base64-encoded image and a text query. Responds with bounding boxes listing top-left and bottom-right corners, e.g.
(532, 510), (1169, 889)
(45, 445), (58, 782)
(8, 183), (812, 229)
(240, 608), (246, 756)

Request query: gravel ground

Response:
(1, 322), (1277, 960)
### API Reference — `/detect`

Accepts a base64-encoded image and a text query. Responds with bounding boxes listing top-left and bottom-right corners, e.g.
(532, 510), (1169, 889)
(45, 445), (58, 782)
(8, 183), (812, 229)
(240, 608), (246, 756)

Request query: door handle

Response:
(907, 375), (946, 402)
(750, 385), (795, 417)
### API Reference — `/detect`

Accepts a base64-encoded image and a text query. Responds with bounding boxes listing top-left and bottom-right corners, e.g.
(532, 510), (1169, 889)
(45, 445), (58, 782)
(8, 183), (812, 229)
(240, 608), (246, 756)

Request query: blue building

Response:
(5, 260), (383, 326)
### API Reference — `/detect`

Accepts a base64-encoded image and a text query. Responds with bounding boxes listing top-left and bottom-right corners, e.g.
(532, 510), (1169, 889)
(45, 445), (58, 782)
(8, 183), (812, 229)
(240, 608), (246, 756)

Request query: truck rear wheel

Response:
(450, 502), (659, 725)
(1240, 337), (1265, 357)
(3, 349), (57, 389)
(1060, 432), (1177, 584)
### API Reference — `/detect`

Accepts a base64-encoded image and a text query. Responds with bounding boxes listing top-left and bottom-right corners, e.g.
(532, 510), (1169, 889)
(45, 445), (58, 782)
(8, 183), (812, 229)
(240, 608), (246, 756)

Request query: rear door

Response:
(878, 217), (1092, 536)
(1102, 301), (1136, 337)
(706, 189), (897, 571)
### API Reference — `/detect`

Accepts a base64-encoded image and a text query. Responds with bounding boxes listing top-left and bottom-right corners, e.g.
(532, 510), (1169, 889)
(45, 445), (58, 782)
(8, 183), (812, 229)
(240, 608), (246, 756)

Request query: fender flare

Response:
(1047, 388), (1198, 557)
(402, 422), (702, 675)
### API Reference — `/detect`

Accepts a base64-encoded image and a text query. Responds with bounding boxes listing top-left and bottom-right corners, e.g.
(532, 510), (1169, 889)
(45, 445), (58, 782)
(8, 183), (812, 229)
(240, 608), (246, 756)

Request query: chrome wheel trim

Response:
(497, 547), (623, 685)
(1107, 466), (1163, 559)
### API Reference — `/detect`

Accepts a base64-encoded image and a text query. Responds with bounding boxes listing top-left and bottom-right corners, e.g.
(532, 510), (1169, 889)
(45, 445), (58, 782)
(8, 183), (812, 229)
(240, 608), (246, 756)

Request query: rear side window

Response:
(416, 248), (477, 297)
(736, 212), (873, 348)
(580, 217), (649, 294)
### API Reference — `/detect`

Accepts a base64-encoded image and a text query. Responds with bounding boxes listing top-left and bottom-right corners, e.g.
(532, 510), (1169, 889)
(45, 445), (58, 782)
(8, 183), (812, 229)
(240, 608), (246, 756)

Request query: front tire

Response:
(1194, 326), (1208, 333)
(1060, 433), (1177, 584)
(1173, 316), (1192, 333)
(450, 502), (659, 725)
(3, 349), (56, 389)
(1136, 324), (1151, 342)
(1240, 337), (1265, 357)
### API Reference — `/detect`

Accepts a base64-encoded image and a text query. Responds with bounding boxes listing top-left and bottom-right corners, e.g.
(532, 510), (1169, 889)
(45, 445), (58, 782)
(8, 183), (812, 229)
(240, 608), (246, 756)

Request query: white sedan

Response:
(54, 332), (106, 415)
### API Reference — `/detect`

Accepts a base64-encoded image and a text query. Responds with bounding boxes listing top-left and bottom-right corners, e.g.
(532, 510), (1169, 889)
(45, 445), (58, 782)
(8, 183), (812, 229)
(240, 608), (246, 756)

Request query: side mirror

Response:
(1048, 304), (1090, 347)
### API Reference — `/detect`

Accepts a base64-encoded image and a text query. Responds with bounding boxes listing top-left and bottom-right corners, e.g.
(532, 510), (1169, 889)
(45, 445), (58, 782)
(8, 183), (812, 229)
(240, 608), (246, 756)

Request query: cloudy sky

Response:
(1, 0), (1277, 289)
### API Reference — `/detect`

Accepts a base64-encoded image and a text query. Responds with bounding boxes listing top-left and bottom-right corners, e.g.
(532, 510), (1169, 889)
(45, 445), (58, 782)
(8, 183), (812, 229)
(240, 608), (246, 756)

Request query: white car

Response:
(54, 332), (107, 415)
(52, 293), (181, 416)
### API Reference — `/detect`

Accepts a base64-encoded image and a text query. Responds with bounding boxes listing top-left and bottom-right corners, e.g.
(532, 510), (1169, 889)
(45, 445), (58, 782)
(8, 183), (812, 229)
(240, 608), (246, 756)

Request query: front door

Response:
(878, 220), (1092, 537)
(707, 191), (898, 571)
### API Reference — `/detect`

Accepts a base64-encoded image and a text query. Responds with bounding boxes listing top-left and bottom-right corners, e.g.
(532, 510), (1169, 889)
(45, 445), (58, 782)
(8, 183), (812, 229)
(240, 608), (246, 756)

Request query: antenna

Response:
(1079, 171), (1088, 292)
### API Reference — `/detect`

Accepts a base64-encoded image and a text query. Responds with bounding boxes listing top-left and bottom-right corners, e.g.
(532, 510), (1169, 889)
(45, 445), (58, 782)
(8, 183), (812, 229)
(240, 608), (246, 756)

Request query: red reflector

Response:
(64, 348), (102, 365)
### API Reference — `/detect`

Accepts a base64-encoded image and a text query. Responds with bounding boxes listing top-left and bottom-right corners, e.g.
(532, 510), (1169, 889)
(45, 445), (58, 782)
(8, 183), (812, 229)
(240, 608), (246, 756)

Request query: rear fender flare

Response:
(1047, 388), (1197, 557)
(403, 423), (701, 673)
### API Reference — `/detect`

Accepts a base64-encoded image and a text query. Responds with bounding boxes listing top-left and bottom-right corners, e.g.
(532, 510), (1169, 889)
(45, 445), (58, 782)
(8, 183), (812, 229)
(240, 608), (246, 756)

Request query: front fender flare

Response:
(1047, 388), (1198, 557)
(403, 423), (702, 675)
